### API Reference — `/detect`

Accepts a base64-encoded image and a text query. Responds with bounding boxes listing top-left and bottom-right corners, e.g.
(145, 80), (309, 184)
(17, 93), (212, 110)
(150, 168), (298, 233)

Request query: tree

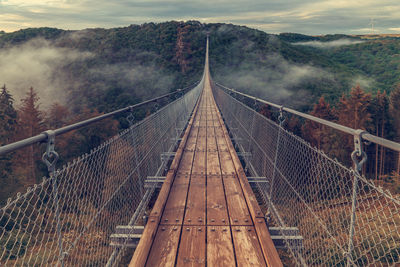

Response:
(390, 84), (400, 174)
(259, 104), (273, 119)
(16, 87), (44, 184)
(0, 84), (19, 203)
(370, 90), (389, 179)
(0, 84), (17, 144)
(335, 85), (372, 167)
(302, 96), (336, 150)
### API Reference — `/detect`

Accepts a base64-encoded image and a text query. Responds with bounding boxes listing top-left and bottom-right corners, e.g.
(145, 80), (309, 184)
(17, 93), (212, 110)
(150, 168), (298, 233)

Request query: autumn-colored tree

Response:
(16, 87), (44, 184)
(302, 96), (336, 150)
(370, 90), (389, 179)
(335, 85), (372, 167)
(46, 102), (71, 129)
(259, 104), (273, 119)
(390, 84), (400, 174)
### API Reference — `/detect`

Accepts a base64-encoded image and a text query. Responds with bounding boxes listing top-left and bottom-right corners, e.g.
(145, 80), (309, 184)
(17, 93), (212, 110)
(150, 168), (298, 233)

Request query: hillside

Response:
(1, 22), (399, 113)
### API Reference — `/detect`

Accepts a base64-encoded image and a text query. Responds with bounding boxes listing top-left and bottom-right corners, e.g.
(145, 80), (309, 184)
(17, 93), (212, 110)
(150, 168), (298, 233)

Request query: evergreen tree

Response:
(16, 87), (44, 184)
(0, 84), (19, 204)
(0, 85), (18, 180)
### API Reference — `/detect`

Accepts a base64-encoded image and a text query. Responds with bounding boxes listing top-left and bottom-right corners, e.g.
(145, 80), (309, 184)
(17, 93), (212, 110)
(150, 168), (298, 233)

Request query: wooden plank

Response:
(178, 151), (195, 173)
(207, 177), (229, 225)
(191, 152), (206, 175)
(176, 226), (206, 266)
(231, 226), (266, 267)
(207, 226), (236, 266)
(160, 183), (189, 225)
(217, 151), (236, 175)
(223, 174), (252, 226)
(145, 225), (181, 267)
(210, 86), (283, 266)
(206, 152), (220, 175)
(184, 182), (206, 225)
(253, 219), (284, 267)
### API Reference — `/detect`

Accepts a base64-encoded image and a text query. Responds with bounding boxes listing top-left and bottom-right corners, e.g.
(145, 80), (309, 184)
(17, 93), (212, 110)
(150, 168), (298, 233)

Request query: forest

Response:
(1, 21), (400, 204)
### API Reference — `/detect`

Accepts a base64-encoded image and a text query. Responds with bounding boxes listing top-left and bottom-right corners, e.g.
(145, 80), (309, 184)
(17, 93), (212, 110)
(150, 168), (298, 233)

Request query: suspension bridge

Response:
(0, 38), (399, 266)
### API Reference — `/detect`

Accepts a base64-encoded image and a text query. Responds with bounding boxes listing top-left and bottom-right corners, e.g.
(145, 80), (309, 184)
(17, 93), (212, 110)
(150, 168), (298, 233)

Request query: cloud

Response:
(1, 0), (400, 34)
(0, 38), (92, 107)
(293, 39), (365, 48)
(215, 47), (332, 107)
(351, 75), (376, 90)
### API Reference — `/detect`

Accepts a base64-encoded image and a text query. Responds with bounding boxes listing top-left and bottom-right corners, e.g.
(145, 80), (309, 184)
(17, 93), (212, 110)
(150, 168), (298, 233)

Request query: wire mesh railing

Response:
(0, 81), (202, 266)
(213, 83), (400, 266)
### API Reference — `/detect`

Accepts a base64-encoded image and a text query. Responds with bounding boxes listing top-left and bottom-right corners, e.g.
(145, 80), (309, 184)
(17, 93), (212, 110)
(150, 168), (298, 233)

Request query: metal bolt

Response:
(211, 228), (216, 232)
(257, 220), (263, 223)
(176, 219), (179, 222)
(165, 219), (169, 222)
(211, 219), (215, 222)
(223, 229), (227, 232)
(245, 219), (249, 222)
(161, 227), (166, 231)
(248, 229), (252, 232)
(234, 219), (238, 222)
(236, 229), (240, 232)
(186, 228), (190, 231)
(198, 228), (202, 232)
(188, 219), (192, 222)
(151, 219), (155, 222)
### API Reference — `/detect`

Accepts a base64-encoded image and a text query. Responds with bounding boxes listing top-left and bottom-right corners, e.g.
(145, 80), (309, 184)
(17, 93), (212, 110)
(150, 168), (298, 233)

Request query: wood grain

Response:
(176, 226), (206, 266)
(207, 226), (236, 266)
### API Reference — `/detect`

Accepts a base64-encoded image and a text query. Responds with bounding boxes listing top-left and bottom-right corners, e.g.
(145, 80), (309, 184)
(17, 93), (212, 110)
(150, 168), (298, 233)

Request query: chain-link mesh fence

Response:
(213, 84), (400, 266)
(0, 80), (202, 266)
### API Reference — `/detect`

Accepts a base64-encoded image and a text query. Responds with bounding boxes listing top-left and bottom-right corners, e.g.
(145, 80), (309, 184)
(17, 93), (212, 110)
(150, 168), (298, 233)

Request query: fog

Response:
(293, 39), (365, 48)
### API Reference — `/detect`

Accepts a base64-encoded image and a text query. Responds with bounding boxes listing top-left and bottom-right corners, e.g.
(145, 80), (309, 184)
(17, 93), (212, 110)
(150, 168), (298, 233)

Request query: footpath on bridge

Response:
(130, 40), (282, 267)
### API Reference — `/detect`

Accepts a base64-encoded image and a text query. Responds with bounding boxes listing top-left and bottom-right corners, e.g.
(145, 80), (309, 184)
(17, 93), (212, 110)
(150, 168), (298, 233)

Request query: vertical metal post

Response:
(268, 106), (285, 210)
(346, 130), (367, 266)
(42, 130), (63, 267)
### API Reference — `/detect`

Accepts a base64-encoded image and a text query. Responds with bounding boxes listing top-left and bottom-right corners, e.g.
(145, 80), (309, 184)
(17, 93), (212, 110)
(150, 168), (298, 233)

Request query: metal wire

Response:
(0, 82), (202, 266)
(213, 84), (400, 266)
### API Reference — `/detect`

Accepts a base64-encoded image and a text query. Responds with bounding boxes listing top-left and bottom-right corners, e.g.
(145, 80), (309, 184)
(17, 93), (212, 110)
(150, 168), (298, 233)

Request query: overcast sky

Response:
(1, 0), (400, 35)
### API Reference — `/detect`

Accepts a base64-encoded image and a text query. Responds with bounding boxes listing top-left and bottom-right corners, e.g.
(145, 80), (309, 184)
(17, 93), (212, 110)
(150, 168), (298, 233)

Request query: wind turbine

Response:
(369, 18), (376, 34)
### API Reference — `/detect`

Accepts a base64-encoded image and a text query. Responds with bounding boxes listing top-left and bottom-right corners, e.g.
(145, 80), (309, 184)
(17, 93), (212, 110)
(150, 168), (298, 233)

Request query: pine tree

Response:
(302, 96), (336, 150)
(0, 84), (17, 144)
(335, 85), (372, 167)
(390, 84), (400, 174)
(16, 87), (44, 184)
(0, 84), (18, 181)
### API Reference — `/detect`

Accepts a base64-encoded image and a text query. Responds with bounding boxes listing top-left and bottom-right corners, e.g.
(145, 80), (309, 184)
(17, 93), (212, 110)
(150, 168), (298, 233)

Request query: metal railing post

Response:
(346, 130), (368, 266)
(42, 130), (64, 267)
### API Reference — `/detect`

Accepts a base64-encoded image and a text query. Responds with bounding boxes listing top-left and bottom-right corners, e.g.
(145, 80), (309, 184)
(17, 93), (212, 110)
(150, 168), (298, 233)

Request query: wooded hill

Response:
(1, 21), (400, 203)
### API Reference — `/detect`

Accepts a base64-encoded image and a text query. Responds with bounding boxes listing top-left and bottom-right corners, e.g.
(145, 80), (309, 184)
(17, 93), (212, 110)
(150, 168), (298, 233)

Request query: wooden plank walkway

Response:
(130, 39), (282, 267)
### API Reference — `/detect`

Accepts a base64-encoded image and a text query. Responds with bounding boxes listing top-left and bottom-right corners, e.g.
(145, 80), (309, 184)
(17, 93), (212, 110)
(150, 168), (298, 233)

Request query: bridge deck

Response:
(130, 41), (282, 266)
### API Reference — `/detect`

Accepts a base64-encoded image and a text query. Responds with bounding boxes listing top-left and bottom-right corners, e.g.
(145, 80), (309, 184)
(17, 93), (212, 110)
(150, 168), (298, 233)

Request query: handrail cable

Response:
(215, 82), (400, 152)
(0, 82), (199, 156)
